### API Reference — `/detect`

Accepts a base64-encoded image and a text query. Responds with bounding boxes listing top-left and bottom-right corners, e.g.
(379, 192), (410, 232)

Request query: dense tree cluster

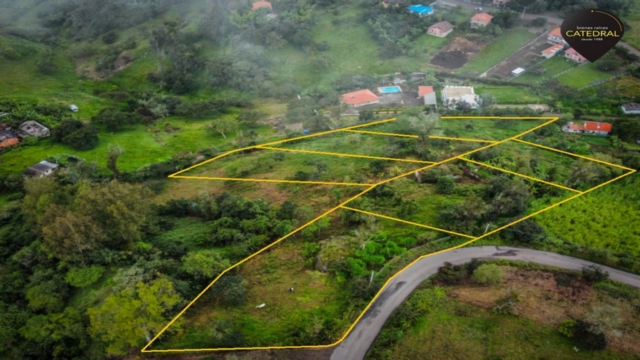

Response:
(505, 0), (632, 15)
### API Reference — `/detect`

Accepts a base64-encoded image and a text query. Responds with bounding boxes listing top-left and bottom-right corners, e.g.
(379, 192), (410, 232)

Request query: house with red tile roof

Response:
(540, 44), (564, 59)
(252, 1), (272, 10)
(0, 130), (19, 149)
(547, 27), (566, 45)
(428, 21), (454, 37)
(565, 48), (587, 63)
(340, 89), (379, 107)
(418, 86), (437, 106)
(562, 121), (611, 136)
(470, 13), (493, 27)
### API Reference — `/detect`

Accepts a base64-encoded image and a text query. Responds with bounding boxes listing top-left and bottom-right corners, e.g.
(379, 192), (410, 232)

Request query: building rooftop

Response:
(429, 21), (454, 32)
(443, 86), (475, 97)
(0, 130), (16, 141)
(622, 103), (640, 111)
(549, 27), (562, 37)
(252, 1), (272, 10)
(418, 86), (434, 97)
(542, 44), (564, 55)
(565, 48), (587, 61)
(471, 12), (493, 23)
(341, 89), (379, 106)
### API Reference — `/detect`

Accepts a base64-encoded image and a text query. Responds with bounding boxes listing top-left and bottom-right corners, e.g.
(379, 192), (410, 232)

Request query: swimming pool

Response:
(378, 86), (402, 94)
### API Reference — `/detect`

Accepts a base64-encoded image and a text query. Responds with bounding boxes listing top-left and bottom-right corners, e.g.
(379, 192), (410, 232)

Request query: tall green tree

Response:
(87, 278), (182, 356)
(207, 118), (238, 139)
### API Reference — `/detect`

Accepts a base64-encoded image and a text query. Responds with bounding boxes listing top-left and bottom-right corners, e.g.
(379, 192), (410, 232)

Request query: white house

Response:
(23, 160), (59, 178)
(511, 67), (525, 76)
(441, 86), (479, 109)
(69, 104), (79, 112)
(621, 103), (640, 115)
(418, 86), (437, 107)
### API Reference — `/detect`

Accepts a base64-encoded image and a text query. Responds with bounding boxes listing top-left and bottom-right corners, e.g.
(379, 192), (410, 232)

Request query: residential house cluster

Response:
(0, 120), (51, 149)
(543, 28), (586, 63)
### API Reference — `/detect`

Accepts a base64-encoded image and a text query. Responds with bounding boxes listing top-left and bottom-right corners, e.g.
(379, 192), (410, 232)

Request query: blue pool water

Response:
(378, 86), (402, 94)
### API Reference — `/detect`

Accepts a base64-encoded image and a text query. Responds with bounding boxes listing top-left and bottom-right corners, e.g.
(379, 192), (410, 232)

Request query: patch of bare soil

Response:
(447, 267), (640, 355)
(429, 37), (486, 70)
(74, 56), (105, 80)
(114, 51), (134, 71)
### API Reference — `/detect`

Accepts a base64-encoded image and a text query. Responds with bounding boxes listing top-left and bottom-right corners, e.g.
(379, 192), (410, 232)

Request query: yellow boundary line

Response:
(170, 175), (371, 187)
(441, 116), (556, 120)
(429, 135), (497, 143)
(340, 206), (475, 239)
(256, 146), (435, 164)
(145, 116), (634, 353)
(460, 158), (583, 194)
(512, 139), (635, 171)
(342, 129), (419, 138)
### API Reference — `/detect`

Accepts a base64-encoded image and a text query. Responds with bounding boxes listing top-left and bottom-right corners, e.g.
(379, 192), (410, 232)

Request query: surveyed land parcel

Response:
(142, 116), (635, 353)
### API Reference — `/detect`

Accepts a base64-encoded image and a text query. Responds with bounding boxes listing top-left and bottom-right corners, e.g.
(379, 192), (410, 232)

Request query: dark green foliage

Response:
(277, 200), (297, 220)
(491, 10), (519, 29)
(102, 31), (118, 44)
(359, 110), (374, 123)
(36, 56), (58, 75)
(596, 57), (623, 72)
(397, 199), (419, 218)
(555, 273), (574, 287)
(531, 17), (547, 26)
(237, 110), (266, 128)
(574, 320), (607, 350)
(293, 171), (310, 181)
(582, 265), (609, 283)
(436, 262), (468, 284)
(212, 275), (246, 306)
(436, 176), (454, 194)
(51, 120), (99, 150)
(500, 219), (546, 243)
(91, 107), (140, 131)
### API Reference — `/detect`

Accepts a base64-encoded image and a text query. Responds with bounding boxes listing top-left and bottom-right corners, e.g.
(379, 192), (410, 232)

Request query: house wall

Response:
(471, 20), (488, 27)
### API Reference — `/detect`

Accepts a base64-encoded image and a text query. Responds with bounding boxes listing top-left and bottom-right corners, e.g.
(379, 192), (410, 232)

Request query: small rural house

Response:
(470, 12), (493, 27)
(621, 103), (640, 114)
(441, 86), (479, 110)
(511, 68), (525, 76)
(69, 104), (79, 112)
(493, 0), (510, 5)
(407, 5), (433, 16)
(19, 121), (50, 138)
(23, 160), (59, 178)
(0, 130), (19, 149)
(564, 48), (587, 63)
(562, 121), (612, 136)
(428, 21), (454, 37)
(381, 0), (405, 8)
(547, 28), (566, 45)
(418, 86), (437, 107)
(340, 89), (380, 107)
(252, 1), (272, 10)
(541, 44), (564, 59)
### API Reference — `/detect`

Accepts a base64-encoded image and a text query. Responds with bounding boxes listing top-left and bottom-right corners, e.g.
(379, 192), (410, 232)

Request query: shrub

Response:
(102, 31), (118, 44)
(436, 176), (455, 194)
(472, 264), (504, 285)
(574, 320), (607, 350)
(36, 57), (57, 75)
(65, 266), (105, 288)
(558, 319), (577, 338)
(582, 265), (609, 283)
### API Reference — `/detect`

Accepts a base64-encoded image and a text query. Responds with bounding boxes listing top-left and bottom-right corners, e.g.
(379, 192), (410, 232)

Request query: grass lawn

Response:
(472, 84), (544, 103)
(622, 2), (640, 50)
(517, 56), (578, 84)
(556, 62), (614, 88)
(457, 29), (538, 74)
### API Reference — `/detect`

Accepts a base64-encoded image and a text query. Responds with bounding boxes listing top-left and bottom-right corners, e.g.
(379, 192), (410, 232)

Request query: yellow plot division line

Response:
(147, 117), (562, 353)
(428, 135), (497, 143)
(170, 175), (371, 187)
(341, 206), (475, 239)
(342, 129), (419, 138)
(460, 158), (583, 194)
(141, 184), (379, 353)
(324, 169), (636, 352)
(256, 146), (435, 164)
(170, 146), (258, 177)
(512, 138), (635, 171)
(441, 116), (556, 120)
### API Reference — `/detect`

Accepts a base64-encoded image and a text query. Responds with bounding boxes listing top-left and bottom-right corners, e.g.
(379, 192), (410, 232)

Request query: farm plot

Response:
(485, 36), (551, 80)
(429, 37), (486, 70)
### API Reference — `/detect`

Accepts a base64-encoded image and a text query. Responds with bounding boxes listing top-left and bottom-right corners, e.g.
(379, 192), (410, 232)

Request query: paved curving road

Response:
(330, 246), (640, 360)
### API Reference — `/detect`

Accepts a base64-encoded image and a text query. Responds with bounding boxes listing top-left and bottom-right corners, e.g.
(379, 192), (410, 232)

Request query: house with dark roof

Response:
(471, 12), (493, 27)
(340, 89), (380, 107)
(622, 103), (640, 115)
(19, 121), (50, 138)
(428, 21), (454, 37)
(23, 160), (59, 178)
(418, 86), (437, 106)
(562, 121), (611, 136)
(381, 0), (405, 8)
(0, 130), (19, 149)
(565, 48), (587, 63)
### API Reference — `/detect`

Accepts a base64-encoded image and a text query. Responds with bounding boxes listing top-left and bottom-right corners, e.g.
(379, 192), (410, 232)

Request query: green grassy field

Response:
(537, 175), (640, 257)
(457, 29), (538, 74)
(472, 84), (544, 103)
(516, 56), (578, 84)
(556, 62), (614, 88)
(622, 1), (640, 50)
